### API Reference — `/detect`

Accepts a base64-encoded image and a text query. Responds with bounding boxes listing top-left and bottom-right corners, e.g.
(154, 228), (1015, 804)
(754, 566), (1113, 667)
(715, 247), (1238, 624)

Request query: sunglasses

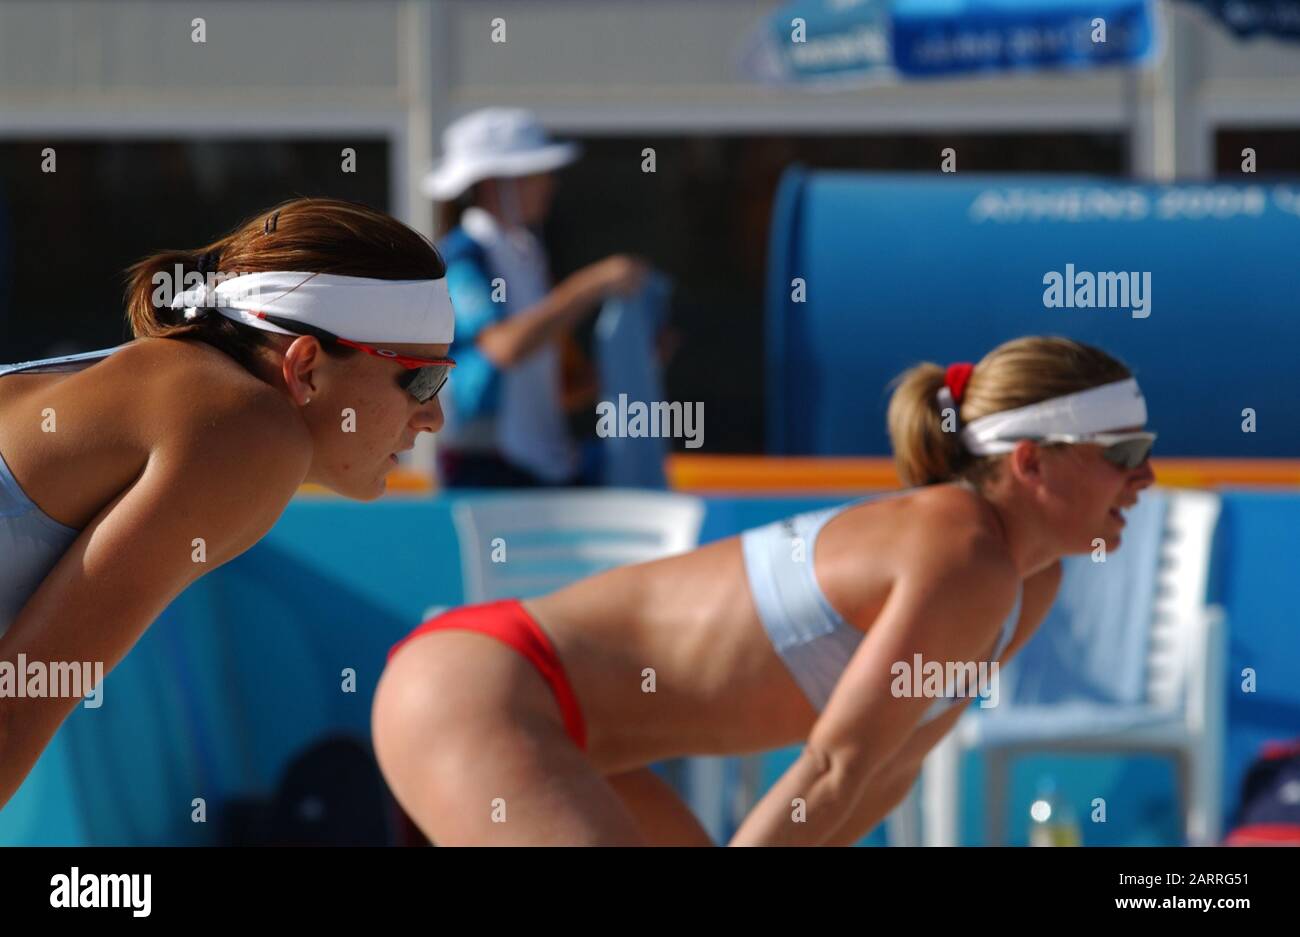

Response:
(252, 313), (455, 404)
(1021, 431), (1157, 470)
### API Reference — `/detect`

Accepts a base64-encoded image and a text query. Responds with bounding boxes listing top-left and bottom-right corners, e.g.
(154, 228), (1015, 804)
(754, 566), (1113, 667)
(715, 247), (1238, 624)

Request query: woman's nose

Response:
(412, 397), (444, 434)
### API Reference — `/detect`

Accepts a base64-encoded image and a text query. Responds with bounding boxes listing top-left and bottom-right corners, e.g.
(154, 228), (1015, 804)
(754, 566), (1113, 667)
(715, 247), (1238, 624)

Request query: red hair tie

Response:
(944, 362), (975, 404)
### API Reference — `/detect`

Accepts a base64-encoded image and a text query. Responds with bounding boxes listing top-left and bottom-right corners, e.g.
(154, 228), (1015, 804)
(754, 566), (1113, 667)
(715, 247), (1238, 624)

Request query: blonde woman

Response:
(374, 336), (1156, 846)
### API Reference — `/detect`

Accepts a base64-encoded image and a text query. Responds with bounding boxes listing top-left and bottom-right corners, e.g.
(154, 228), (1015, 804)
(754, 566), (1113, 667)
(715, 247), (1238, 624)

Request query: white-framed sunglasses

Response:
(1012, 431), (1157, 469)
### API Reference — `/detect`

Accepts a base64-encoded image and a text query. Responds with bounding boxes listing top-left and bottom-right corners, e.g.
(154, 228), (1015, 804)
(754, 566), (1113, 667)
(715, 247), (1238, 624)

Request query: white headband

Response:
(960, 378), (1147, 455)
(168, 271), (455, 344)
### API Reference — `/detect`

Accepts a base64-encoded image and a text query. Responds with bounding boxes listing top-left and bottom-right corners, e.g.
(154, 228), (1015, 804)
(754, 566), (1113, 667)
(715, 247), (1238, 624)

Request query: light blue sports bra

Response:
(0, 347), (121, 637)
(740, 487), (1022, 722)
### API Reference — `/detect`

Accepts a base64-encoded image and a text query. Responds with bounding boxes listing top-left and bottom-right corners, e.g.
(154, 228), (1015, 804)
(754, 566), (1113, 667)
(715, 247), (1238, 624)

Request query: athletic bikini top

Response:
(0, 347), (120, 637)
(740, 487), (1022, 722)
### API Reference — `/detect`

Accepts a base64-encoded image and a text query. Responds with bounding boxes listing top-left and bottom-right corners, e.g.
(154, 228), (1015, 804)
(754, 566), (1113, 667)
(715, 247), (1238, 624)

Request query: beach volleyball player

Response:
(0, 198), (454, 809)
(374, 336), (1157, 845)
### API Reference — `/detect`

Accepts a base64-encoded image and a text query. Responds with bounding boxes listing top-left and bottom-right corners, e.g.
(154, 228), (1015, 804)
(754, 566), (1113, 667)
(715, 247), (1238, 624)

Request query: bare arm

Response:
(822, 703), (964, 846)
(0, 401), (309, 809)
(821, 559), (1063, 846)
(477, 256), (647, 368)
(729, 553), (1019, 846)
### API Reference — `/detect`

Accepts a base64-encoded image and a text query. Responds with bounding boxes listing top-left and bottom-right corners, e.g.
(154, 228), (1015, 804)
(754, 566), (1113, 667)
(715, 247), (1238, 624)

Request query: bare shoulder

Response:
(128, 339), (305, 445)
(122, 339), (312, 500)
(832, 485), (1020, 645)
(892, 484), (1017, 582)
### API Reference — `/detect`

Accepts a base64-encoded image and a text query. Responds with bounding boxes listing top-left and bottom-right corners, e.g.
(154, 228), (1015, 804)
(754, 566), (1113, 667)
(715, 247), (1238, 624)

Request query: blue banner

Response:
(1174, 0), (1300, 40)
(894, 0), (1155, 76)
(743, 0), (1154, 82)
(750, 0), (895, 84)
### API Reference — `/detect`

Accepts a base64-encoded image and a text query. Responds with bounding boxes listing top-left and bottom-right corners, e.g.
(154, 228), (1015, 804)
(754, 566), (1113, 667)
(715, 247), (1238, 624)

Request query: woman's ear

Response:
(280, 336), (323, 406)
(1005, 439), (1044, 485)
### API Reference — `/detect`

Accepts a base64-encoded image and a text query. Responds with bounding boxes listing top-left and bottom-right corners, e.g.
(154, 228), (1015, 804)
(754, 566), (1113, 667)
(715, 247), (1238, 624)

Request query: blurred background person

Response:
(424, 108), (649, 488)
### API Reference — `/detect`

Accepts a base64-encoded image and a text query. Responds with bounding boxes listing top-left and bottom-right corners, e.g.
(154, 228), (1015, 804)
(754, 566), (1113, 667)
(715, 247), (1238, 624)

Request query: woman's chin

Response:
(335, 474), (387, 502)
(1074, 529), (1121, 556)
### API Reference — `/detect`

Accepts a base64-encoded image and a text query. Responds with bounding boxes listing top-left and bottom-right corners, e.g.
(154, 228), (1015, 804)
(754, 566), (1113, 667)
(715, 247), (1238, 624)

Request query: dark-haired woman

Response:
(374, 336), (1157, 845)
(0, 198), (453, 808)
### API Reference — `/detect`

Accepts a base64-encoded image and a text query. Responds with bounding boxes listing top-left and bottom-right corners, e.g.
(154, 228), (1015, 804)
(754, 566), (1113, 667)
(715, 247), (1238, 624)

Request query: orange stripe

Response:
(665, 455), (1300, 493)
(296, 458), (1300, 499)
(296, 468), (437, 497)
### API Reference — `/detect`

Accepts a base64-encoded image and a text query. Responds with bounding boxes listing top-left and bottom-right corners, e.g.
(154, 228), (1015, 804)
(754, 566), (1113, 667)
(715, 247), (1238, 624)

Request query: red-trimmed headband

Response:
(936, 362), (974, 416)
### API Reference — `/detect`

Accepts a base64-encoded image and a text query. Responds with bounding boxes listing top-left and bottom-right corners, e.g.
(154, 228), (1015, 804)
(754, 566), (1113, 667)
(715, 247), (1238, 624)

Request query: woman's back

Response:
(525, 483), (1017, 770)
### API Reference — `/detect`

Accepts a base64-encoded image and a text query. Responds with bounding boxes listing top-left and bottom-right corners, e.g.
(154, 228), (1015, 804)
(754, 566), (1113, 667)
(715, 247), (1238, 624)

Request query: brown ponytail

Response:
(887, 336), (1134, 487)
(123, 197), (446, 374)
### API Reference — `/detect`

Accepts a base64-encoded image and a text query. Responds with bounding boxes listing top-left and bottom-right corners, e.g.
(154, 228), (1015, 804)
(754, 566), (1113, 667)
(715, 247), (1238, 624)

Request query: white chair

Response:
(446, 489), (704, 604)
(919, 488), (1227, 846)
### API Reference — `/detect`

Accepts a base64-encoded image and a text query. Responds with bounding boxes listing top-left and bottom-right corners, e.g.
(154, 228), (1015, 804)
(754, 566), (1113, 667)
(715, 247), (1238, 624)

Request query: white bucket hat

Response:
(421, 108), (580, 201)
